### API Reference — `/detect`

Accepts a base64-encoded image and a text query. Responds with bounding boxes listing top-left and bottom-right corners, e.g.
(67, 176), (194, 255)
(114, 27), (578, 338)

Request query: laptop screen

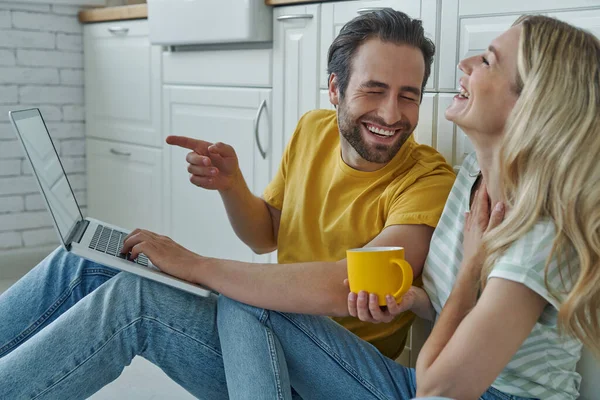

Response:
(10, 109), (82, 244)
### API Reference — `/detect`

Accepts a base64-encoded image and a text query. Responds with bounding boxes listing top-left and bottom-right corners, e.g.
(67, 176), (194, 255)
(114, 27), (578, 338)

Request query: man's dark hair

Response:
(327, 9), (435, 100)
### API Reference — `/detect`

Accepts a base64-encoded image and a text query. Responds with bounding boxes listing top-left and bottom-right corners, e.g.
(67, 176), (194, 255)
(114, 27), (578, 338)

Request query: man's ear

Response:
(328, 74), (340, 107)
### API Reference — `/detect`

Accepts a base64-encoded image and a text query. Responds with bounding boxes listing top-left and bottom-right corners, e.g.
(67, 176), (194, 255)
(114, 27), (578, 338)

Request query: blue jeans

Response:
(0, 247), (228, 399)
(217, 296), (535, 400)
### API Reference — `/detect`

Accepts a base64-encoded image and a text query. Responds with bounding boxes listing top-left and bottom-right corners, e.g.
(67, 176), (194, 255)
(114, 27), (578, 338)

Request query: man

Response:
(0, 9), (454, 398)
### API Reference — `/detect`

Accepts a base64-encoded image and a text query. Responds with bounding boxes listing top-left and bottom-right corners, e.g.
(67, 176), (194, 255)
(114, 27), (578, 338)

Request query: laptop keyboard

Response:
(89, 225), (149, 267)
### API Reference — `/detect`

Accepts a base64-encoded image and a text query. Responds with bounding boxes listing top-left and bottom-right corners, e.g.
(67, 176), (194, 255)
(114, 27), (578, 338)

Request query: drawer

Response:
(86, 138), (164, 233)
(163, 48), (273, 88)
(84, 19), (149, 38)
(84, 20), (162, 147)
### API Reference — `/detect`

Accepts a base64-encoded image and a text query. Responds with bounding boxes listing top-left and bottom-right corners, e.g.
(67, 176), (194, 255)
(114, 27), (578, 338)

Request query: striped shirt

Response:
(422, 153), (582, 400)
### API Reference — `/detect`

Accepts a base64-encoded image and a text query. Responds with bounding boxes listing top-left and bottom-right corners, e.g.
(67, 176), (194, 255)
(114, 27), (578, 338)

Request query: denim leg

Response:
(217, 295), (293, 400)
(217, 296), (417, 400)
(0, 247), (118, 358)
(481, 386), (537, 400)
(0, 268), (227, 399)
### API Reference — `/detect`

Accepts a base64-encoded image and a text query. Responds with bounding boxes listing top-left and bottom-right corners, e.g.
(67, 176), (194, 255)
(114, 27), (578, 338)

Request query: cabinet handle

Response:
(276, 14), (314, 21)
(110, 148), (131, 157)
(254, 99), (268, 160)
(357, 7), (385, 14)
(108, 26), (130, 35)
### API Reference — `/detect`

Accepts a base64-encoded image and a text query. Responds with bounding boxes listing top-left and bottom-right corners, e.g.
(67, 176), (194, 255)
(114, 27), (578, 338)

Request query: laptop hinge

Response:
(65, 219), (89, 249)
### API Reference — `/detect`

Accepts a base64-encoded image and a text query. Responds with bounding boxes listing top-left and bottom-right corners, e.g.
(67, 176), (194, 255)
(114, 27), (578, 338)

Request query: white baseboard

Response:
(0, 246), (58, 280)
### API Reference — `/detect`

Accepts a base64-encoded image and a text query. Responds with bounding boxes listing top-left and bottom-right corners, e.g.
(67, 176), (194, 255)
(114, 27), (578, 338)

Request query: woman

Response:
(215, 15), (600, 400)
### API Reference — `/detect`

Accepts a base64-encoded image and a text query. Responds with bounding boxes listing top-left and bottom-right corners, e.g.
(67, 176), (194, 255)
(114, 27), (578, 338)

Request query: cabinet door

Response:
(457, 15), (521, 89)
(413, 93), (436, 147)
(86, 138), (163, 233)
(272, 4), (320, 177)
(84, 21), (161, 148)
(438, 0), (598, 90)
(439, 5), (524, 90)
(431, 93), (474, 171)
(436, 93), (458, 168)
(320, 0), (435, 90)
(459, 0), (596, 17)
(319, 89), (335, 110)
(548, 9), (600, 38)
(163, 86), (272, 263)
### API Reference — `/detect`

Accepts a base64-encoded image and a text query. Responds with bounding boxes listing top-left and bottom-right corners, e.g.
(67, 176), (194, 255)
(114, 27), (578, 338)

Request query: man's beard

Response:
(337, 101), (414, 164)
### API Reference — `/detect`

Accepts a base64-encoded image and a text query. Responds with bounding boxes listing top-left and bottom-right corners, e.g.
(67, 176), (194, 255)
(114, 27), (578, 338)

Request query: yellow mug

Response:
(346, 247), (413, 306)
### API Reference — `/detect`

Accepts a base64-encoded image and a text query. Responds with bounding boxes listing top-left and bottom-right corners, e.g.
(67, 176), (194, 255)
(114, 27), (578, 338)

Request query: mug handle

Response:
(391, 259), (413, 303)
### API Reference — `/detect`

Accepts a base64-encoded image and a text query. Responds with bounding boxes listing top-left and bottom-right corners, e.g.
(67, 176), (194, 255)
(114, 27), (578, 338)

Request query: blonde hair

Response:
(482, 15), (600, 356)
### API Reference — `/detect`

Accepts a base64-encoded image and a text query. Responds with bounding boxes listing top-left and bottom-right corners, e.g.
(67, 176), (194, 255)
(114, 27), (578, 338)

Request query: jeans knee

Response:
(216, 295), (243, 315)
(217, 295), (266, 324)
(102, 273), (146, 306)
(47, 246), (78, 271)
(45, 247), (118, 282)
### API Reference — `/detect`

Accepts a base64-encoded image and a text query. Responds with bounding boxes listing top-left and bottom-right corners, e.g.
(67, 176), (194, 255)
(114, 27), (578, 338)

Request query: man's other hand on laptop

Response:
(120, 228), (204, 284)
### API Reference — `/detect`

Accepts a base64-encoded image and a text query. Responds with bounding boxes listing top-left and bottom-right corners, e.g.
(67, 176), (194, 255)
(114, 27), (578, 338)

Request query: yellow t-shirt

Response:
(263, 109), (455, 359)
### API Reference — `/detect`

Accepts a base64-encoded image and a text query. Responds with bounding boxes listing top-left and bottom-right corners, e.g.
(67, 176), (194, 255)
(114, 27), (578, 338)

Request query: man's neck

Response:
(339, 135), (388, 172)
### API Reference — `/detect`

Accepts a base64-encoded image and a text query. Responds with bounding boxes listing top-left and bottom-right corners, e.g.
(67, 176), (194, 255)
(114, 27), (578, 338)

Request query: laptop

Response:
(9, 108), (211, 297)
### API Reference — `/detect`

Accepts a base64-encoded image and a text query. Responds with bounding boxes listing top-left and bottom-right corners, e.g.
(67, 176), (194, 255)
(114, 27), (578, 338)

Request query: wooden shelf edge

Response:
(265, 0), (330, 5)
(78, 4), (147, 23)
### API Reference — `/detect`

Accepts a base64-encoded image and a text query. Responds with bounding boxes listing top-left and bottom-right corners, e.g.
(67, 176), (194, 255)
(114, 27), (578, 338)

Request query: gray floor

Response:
(0, 279), (15, 295)
(89, 358), (195, 400)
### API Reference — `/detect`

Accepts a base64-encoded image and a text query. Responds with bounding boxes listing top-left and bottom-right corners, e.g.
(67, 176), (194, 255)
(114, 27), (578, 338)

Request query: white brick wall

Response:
(0, 3), (85, 254)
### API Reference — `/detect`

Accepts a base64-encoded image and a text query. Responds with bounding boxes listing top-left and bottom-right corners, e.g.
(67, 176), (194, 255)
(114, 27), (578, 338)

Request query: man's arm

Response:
(122, 224), (433, 316)
(219, 183), (281, 255)
(167, 136), (279, 254)
(188, 223), (433, 316)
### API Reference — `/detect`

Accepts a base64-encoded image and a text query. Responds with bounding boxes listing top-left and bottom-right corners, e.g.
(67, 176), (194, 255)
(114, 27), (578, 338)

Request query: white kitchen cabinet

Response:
(272, 4), (321, 177)
(439, 1), (600, 89)
(456, 15), (523, 89)
(163, 85), (272, 263)
(320, 0), (436, 90)
(319, 89), (335, 110)
(85, 19), (164, 234)
(437, 2), (600, 166)
(413, 93), (436, 148)
(440, 10), (521, 90)
(435, 93), (457, 168)
(84, 20), (162, 148)
(162, 48), (272, 88)
(548, 8), (600, 37)
(459, 0), (598, 16)
(86, 138), (164, 233)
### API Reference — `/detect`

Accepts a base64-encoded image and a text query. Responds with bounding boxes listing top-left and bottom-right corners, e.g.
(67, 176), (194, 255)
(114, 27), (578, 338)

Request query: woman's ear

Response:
(329, 74), (340, 107)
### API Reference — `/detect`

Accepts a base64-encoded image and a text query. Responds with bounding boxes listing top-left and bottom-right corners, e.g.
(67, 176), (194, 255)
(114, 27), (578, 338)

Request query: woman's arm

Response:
(415, 277), (547, 399)
(415, 185), (547, 399)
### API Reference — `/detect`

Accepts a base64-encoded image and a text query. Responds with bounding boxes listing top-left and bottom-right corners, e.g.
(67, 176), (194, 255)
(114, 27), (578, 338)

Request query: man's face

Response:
(331, 38), (425, 164)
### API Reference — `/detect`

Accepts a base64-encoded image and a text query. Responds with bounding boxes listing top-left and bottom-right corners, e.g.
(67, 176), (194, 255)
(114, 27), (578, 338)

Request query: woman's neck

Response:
(468, 134), (503, 206)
